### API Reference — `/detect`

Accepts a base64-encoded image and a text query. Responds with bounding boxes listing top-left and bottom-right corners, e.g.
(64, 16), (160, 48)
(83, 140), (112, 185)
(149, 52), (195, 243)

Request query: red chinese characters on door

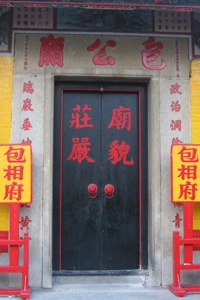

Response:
(108, 140), (134, 165)
(108, 106), (132, 131)
(70, 104), (94, 129)
(67, 137), (95, 163)
(67, 103), (134, 165)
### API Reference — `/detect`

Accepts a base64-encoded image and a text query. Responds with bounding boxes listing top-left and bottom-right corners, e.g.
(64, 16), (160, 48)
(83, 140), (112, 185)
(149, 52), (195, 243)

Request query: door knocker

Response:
(104, 184), (115, 199)
(88, 183), (98, 199)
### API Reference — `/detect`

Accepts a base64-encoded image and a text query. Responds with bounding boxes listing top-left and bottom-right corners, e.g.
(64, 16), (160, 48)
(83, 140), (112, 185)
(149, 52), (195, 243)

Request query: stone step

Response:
(53, 276), (146, 292)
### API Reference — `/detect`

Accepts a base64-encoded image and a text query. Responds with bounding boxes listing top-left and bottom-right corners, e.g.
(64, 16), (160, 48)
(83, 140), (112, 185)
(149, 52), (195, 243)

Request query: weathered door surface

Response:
(53, 82), (148, 273)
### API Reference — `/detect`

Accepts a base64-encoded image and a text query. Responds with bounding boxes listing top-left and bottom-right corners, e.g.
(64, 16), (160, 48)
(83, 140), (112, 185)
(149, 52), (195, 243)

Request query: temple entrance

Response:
(53, 82), (148, 273)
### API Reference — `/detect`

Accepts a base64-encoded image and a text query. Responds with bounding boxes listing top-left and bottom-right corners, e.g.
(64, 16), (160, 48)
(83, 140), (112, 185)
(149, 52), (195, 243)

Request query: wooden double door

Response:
(53, 82), (148, 273)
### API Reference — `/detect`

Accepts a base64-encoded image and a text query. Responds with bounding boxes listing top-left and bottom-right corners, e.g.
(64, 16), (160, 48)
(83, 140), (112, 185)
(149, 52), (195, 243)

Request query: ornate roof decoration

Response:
(1, 0), (200, 11)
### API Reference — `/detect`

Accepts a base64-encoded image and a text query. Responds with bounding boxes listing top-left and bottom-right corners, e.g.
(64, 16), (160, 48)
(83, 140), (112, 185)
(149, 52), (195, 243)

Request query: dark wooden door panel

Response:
(101, 91), (139, 270)
(61, 91), (101, 270)
(53, 82), (148, 272)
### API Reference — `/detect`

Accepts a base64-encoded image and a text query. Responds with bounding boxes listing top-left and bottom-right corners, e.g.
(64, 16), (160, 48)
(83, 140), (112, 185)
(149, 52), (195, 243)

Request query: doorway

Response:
(53, 81), (148, 273)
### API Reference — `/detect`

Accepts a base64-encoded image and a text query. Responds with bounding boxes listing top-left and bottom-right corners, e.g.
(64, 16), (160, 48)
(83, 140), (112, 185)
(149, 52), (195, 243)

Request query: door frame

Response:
(42, 75), (162, 287)
(52, 81), (148, 274)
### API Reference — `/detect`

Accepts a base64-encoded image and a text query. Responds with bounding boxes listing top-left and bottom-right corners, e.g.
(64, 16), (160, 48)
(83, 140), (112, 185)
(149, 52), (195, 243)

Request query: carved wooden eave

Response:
(1, 0), (200, 11)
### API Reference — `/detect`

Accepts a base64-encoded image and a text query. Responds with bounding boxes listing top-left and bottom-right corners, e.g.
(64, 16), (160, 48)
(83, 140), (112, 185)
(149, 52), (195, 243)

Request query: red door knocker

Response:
(88, 183), (98, 199)
(104, 184), (115, 199)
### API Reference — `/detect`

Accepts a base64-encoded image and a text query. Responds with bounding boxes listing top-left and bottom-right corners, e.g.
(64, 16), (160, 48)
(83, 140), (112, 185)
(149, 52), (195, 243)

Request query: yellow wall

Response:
(191, 60), (200, 229)
(0, 57), (14, 231)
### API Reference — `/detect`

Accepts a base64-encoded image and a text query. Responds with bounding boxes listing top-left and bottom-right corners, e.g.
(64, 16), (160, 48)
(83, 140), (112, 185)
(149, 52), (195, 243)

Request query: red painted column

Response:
(9, 204), (20, 266)
(184, 202), (193, 264)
